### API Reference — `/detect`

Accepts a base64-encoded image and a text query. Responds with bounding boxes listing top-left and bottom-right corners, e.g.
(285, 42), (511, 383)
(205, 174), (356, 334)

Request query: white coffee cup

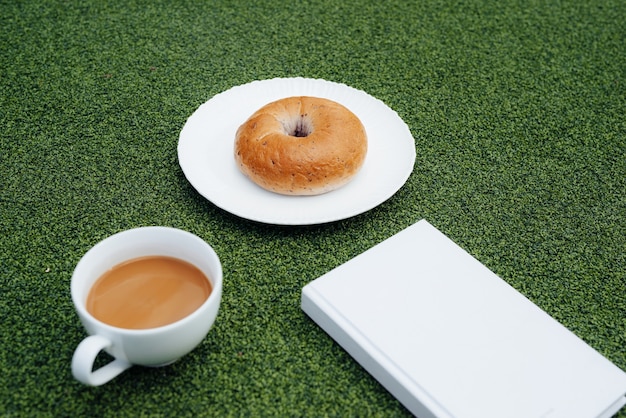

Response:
(71, 227), (223, 386)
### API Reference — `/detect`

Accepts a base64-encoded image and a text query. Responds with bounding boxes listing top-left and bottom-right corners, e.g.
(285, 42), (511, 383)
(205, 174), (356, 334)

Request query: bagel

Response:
(234, 96), (367, 195)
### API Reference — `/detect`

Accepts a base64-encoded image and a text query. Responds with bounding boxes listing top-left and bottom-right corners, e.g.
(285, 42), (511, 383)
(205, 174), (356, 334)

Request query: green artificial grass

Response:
(1, 0), (625, 416)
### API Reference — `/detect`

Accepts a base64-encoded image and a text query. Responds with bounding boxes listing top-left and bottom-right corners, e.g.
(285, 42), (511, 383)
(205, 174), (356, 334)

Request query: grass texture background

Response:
(1, 0), (625, 416)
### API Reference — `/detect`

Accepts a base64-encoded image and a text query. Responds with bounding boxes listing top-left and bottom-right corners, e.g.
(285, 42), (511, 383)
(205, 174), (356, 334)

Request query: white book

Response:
(301, 220), (626, 418)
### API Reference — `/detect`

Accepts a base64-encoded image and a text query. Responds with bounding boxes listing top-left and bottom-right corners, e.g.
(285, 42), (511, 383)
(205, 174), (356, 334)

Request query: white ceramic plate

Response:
(178, 77), (416, 225)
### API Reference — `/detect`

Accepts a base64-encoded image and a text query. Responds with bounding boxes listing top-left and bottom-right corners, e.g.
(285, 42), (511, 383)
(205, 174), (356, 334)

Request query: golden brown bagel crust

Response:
(234, 96), (367, 195)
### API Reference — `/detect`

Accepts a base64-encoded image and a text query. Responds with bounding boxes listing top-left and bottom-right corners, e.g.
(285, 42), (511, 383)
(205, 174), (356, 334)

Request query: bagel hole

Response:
(283, 115), (312, 138)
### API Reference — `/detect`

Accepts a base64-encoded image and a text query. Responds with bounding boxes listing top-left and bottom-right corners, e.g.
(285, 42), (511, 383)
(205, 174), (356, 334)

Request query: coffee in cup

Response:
(87, 255), (212, 329)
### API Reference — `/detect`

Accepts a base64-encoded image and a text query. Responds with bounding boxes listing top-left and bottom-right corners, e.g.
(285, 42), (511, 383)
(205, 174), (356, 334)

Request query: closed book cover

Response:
(301, 220), (626, 418)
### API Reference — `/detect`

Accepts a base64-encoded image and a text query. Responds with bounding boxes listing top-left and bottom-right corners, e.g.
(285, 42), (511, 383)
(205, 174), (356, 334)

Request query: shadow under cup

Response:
(71, 227), (223, 386)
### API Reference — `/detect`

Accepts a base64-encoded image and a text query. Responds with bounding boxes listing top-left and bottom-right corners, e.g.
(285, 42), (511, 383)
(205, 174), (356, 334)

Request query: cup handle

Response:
(72, 335), (132, 386)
